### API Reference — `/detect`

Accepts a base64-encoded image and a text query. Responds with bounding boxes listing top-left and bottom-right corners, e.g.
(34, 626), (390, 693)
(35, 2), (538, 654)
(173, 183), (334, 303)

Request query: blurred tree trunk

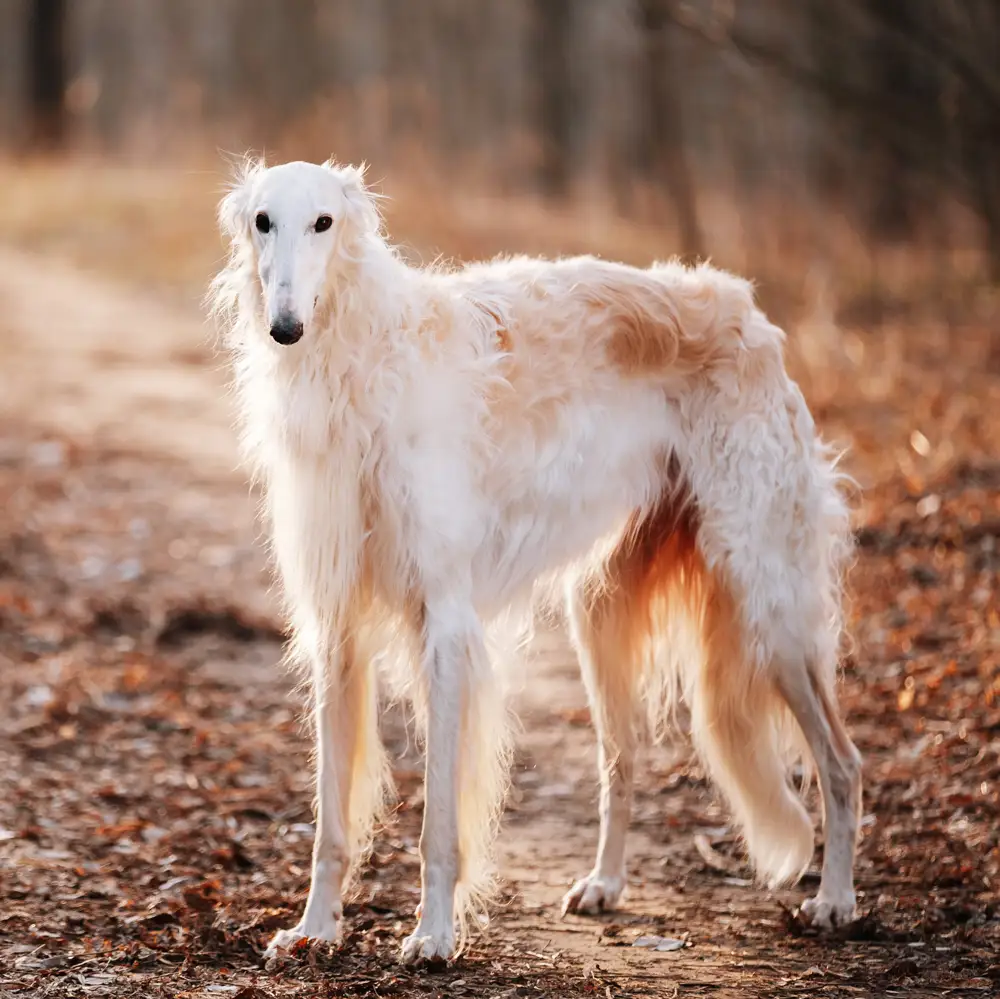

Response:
(27, 0), (66, 149)
(961, 3), (1000, 283)
(865, 0), (933, 242)
(534, 0), (575, 199)
(977, 166), (1000, 285)
(637, 0), (704, 260)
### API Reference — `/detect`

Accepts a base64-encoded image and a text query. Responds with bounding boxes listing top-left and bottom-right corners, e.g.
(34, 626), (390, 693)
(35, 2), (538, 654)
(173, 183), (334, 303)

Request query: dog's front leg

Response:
(400, 605), (472, 965)
(265, 640), (360, 957)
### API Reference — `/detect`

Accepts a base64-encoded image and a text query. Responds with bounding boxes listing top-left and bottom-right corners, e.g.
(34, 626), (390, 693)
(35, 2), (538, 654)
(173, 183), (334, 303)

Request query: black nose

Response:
(270, 315), (304, 345)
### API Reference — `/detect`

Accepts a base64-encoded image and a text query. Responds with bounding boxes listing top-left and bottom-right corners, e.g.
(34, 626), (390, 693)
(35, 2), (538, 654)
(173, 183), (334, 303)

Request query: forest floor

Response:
(0, 163), (998, 998)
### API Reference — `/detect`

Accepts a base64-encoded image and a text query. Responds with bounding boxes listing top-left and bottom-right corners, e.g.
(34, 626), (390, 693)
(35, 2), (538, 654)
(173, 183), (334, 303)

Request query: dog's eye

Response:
(315, 215), (333, 233)
(255, 212), (271, 234)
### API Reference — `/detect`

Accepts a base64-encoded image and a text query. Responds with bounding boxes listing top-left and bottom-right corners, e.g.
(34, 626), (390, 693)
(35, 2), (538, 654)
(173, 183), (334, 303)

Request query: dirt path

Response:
(1, 251), (998, 998)
(0, 247), (236, 473)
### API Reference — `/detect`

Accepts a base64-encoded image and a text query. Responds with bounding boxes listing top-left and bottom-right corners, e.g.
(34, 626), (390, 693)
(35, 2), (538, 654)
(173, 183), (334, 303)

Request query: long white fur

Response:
(209, 158), (863, 965)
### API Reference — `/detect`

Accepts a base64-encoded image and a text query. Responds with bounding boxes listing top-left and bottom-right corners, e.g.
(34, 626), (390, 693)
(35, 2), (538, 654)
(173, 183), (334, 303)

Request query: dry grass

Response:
(1, 155), (989, 307)
(1, 154), (996, 500)
(0, 159), (226, 303)
(0, 157), (681, 304)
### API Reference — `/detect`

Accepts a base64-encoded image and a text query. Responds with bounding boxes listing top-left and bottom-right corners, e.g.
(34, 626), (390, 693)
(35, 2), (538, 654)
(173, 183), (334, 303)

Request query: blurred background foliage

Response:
(0, 0), (997, 316)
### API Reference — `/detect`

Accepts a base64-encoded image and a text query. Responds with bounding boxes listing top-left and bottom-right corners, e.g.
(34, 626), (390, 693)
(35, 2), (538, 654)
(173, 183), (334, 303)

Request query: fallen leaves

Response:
(183, 880), (224, 914)
(2, 306), (999, 997)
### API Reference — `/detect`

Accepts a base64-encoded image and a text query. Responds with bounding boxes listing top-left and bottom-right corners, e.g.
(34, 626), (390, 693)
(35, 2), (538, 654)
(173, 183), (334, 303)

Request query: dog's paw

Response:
(399, 924), (455, 966)
(263, 918), (341, 960)
(800, 890), (857, 930)
(561, 873), (626, 916)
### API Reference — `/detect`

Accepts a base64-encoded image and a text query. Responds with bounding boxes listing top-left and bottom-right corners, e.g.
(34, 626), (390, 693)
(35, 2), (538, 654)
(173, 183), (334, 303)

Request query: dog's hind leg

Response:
(560, 506), (681, 917)
(561, 497), (702, 916)
(561, 575), (638, 915)
(679, 361), (860, 925)
(774, 657), (862, 928)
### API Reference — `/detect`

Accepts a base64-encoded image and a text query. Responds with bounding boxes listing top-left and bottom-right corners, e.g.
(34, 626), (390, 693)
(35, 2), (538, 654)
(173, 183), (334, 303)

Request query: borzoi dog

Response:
(210, 158), (862, 965)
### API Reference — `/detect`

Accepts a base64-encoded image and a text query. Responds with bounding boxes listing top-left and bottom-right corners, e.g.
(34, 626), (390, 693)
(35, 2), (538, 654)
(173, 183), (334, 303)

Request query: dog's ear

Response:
(217, 184), (247, 240)
(326, 160), (380, 236)
(217, 156), (263, 240)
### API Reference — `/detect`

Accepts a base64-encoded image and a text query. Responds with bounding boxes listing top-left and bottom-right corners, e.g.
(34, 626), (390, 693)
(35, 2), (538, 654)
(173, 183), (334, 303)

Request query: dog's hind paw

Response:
(800, 890), (857, 930)
(263, 919), (341, 960)
(561, 873), (626, 916)
(399, 924), (455, 966)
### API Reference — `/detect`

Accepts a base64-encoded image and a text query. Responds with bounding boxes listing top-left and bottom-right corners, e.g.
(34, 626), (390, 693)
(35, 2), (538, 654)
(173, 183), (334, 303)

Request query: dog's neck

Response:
(311, 235), (416, 354)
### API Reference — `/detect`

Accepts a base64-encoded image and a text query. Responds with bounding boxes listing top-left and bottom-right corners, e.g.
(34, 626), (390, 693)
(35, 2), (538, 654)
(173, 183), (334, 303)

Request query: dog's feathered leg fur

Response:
(264, 636), (369, 956)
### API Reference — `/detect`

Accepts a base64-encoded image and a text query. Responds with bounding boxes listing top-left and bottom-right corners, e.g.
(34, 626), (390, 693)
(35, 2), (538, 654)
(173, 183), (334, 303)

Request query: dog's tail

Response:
(625, 513), (815, 888)
(684, 588), (816, 887)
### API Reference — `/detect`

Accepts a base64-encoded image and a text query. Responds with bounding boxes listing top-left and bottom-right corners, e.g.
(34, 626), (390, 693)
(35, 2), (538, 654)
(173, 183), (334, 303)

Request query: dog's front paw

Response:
(399, 923), (455, 966)
(561, 872), (626, 916)
(263, 918), (341, 960)
(800, 890), (857, 930)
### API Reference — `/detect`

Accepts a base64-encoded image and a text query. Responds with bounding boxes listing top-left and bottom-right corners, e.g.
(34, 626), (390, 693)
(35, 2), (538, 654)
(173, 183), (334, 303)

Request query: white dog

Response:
(210, 158), (862, 965)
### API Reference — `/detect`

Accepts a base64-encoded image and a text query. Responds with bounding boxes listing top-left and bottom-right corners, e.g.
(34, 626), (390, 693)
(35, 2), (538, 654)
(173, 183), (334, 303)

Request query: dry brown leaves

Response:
(1, 309), (999, 997)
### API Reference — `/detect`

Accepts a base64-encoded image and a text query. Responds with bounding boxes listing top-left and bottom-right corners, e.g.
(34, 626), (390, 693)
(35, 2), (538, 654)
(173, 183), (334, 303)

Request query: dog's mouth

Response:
(269, 316), (304, 345)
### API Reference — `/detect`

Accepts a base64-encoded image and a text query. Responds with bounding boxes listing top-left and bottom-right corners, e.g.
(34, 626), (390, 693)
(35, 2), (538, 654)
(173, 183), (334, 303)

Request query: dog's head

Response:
(217, 158), (381, 345)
